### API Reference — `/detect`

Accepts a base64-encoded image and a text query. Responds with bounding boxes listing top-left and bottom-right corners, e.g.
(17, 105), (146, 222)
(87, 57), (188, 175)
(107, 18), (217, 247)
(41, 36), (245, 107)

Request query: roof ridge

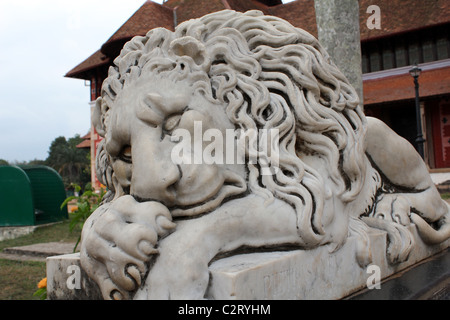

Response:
(100, 0), (174, 57)
(103, 0), (174, 44)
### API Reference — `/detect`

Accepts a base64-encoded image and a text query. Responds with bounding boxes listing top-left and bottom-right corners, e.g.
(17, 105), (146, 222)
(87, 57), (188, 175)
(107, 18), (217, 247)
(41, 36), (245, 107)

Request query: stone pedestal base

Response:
(46, 225), (450, 300)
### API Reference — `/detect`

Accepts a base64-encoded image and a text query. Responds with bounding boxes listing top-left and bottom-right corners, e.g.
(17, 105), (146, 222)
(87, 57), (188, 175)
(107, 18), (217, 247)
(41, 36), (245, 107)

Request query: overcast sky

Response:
(0, 0), (295, 163)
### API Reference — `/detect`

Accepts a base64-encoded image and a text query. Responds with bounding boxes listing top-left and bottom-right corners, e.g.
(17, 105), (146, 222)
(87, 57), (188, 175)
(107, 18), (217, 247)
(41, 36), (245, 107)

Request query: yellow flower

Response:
(38, 277), (47, 289)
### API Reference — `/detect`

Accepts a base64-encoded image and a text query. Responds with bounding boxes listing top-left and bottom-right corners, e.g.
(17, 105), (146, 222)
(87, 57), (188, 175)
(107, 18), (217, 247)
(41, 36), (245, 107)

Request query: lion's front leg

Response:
(134, 195), (301, 300)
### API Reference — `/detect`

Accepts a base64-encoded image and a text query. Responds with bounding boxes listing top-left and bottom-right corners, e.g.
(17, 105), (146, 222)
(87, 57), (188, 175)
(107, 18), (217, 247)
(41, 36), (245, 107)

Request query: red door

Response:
(432, 100), (450, 168)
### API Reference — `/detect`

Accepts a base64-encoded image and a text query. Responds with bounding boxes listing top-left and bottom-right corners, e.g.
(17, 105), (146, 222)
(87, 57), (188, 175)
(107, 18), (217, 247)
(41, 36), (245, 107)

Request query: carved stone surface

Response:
(50, 10), (450, 300)
(47, 226), (450, 299)
(47, 253), (102, 300)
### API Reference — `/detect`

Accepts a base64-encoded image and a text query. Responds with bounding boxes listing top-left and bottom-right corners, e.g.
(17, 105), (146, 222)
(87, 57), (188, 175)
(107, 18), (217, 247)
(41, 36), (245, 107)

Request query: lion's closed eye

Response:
(119, 145), (132, 163)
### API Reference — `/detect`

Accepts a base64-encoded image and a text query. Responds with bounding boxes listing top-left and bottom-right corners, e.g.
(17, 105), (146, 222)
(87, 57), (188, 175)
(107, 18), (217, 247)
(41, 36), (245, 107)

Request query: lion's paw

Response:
(369, 193), (411, 226)
(80, 195), (176, 300)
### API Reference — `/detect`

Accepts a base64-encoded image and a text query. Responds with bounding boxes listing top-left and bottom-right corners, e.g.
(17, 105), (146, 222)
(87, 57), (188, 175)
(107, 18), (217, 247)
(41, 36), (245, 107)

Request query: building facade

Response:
(66, 0), (450, 189)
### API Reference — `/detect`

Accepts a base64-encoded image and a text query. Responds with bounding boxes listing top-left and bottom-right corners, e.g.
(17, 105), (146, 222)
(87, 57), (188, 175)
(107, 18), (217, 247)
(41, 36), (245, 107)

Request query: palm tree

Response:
(46, 135), (90, 189)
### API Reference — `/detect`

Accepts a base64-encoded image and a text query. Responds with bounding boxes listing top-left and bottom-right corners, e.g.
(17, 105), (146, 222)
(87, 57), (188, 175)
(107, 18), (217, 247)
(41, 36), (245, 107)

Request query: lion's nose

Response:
(131, 161), (180, 204)
(129, 136), (180, 205)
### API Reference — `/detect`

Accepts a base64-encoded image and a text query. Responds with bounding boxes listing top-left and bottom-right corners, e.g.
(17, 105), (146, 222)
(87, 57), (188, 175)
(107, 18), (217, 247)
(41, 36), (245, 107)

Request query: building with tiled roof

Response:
(76, 132), (91, 149)
(66, 0), (450, 188)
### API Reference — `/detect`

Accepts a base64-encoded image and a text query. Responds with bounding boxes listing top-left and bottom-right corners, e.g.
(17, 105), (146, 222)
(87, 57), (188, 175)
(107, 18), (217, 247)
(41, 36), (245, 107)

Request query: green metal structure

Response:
(0, 165), (68, 226)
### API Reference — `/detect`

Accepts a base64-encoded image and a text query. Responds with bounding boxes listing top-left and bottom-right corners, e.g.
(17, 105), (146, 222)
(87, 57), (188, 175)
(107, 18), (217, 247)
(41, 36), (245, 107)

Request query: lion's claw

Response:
(79, 196), (175, 300)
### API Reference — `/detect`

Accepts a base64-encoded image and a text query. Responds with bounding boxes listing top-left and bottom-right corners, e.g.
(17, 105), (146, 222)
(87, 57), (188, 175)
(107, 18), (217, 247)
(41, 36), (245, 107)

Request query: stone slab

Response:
(46, 253), (102, 300)
(46, 225), (450, 300)
(0, 226), (37, 242)
(349, 248), (450, 300)
(0, 222), (64, 242)
(206, 227), (449, 299)
(0, 242), (77, 262)
(3, 242), (76, 257)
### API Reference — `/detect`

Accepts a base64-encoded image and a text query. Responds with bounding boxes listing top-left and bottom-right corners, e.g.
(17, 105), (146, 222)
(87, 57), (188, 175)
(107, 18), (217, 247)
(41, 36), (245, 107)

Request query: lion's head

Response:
(93, 10), (368, 248)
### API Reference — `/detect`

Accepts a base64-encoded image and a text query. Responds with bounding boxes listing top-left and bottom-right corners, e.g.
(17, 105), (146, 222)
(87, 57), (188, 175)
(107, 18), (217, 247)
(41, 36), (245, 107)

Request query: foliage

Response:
(13, 159), (46, 166)
(46, 134), (91, 189)
(61, 183), (105, 252)
(33, 278), (47, 300)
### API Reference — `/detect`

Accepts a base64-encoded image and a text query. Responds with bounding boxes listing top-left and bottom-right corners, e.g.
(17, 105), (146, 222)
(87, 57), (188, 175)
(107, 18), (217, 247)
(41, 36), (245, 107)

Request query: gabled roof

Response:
(76, 132), (91, 149)
(65, 50), (109, 79)
(100, 1), (174, 58)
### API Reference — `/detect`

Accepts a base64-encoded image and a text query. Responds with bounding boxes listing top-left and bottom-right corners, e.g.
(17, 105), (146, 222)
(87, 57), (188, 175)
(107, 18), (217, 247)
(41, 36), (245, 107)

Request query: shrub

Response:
(61, 183), (105, 252)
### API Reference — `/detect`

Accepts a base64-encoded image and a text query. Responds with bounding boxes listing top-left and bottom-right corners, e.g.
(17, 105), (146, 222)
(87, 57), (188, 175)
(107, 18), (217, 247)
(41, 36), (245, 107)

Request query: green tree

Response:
(0, 159), (9, 166)
(13, 159), (46, 166)
(28, 159), (46, 165)
(45, 135), (90, 189)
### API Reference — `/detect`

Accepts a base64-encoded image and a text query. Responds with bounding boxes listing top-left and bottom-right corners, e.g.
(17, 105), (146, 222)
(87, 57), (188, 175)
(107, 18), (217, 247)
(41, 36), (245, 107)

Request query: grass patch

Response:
(0, 259), (46, 300)
(0, 219), (80, 252)
(441, 193), (450, 200)
(0, 218), (81, 300)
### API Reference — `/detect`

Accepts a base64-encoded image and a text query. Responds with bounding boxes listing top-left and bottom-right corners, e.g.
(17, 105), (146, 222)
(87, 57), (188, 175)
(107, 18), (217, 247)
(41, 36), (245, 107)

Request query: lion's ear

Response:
(92, 97), (106, 137)
(170, 36), (210, 69)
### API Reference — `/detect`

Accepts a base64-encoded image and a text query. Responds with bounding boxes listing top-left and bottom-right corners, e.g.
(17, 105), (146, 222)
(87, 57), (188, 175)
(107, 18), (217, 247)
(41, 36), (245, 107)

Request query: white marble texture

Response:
(47, 224), (449, 300)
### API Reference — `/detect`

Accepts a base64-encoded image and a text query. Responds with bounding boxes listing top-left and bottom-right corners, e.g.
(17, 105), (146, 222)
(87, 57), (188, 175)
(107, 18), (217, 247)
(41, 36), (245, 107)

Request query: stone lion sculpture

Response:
(80, 10), (450, 300)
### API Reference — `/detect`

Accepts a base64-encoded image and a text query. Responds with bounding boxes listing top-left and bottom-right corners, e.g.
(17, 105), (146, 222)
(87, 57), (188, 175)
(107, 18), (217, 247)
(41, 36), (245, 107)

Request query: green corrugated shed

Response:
(0, 165), (68, 226)
(0, 165), (35, 226)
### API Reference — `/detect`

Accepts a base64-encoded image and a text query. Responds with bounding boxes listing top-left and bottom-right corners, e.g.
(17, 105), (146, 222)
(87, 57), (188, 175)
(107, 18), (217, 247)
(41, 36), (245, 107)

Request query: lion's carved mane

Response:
(95, 10), (373, 249)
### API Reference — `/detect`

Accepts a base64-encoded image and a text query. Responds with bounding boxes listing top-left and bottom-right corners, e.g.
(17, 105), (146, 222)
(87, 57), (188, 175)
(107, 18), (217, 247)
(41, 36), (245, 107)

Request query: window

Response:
(382, 47), (395, 70)
(362, 53), (370, 73)
(422, 39), (435, 63)
(361, 23), (450, 73)
(369, 50), (381, 72)
(437, 37), (449, 60)
(395, 44), (408, 67)
(408, 42), (421, 65)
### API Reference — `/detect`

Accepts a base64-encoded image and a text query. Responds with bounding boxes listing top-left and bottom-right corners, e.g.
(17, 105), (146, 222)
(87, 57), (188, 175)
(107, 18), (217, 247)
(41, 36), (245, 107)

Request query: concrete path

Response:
(0, 242), (77, 262)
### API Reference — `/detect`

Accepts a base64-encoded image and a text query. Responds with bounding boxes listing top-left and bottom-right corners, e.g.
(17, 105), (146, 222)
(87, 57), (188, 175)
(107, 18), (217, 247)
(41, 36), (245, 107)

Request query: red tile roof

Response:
(224, 0), (269, 13)
(66, 0), (450, 80)
(270, 0), (317, 36)
(65, 50), (109, 79)
(101, 1), (174, 58)
(165, 0), (229, 25)
(359, 0), (450, 41)
(76, 139), (91, 149)
(76, 132), (91, 149)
